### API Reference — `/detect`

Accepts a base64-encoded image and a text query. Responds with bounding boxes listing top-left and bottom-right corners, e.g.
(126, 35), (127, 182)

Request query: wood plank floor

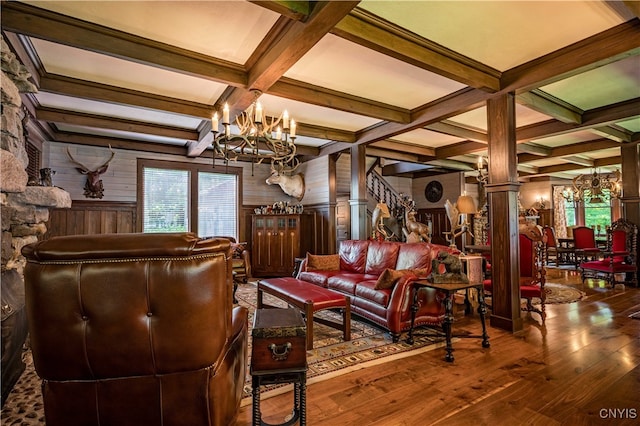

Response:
(237, 268), (640, 425)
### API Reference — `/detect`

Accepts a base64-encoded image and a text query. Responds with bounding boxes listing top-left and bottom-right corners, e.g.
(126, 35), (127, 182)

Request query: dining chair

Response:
(483, 230), (547, 321)
(572, 226), (601, 268)
(580, 218), (638, 287)
(543, 225), (575, 266)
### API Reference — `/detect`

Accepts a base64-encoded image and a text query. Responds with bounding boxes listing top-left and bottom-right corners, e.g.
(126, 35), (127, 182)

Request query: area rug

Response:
(484, 282), (586, 310)
(1, 282), (447, 423)
(538, 282), (586, 304)
(235, 281), (447, 405)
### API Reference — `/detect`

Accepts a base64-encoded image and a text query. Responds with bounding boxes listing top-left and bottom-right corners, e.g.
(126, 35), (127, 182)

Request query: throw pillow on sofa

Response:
(374, 268), (431, 290)
(230, 242), (247, 258)
(306, 253), (340, 271)
(374, 268), (407, 289)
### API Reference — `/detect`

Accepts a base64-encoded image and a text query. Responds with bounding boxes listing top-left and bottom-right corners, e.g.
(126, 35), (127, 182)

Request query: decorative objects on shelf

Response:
(444, 194), (476, 249)
(253, 201), (303, 215)
(562, 169), (622, 203)
(211, 90), (298, 174)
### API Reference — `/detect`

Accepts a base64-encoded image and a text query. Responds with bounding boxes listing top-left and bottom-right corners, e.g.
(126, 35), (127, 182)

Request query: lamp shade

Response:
(456, 195), (476, 214)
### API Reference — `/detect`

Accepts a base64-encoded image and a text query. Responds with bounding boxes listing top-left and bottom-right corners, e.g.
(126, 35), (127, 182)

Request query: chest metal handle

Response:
(268, 342), (292, 361)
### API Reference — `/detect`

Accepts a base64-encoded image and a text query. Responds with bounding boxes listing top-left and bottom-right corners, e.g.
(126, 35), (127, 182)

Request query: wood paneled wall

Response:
(45, 201), (136, 239)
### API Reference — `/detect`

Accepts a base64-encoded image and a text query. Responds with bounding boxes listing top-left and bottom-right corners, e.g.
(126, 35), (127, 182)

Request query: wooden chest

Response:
(251, 308), (307, 373)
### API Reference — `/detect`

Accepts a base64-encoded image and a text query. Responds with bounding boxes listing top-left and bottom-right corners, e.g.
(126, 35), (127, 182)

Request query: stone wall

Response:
(1, 36), (71, 275)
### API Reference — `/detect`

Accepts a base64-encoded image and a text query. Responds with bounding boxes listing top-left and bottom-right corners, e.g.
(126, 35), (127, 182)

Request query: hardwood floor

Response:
(237, 268), (640, 425)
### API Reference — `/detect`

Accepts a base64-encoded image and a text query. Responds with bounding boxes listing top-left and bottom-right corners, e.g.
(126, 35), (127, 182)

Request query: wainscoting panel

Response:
(45, 201), (137, 239)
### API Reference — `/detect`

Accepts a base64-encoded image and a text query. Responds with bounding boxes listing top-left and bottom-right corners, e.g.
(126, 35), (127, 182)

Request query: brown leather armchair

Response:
(210, 236), (251, 283)
(22, 232), (248, 426)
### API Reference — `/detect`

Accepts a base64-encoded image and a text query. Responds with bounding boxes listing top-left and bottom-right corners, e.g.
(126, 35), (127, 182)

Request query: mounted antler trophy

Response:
(66, 145), (115, 199)
(265, 160), (305, 201)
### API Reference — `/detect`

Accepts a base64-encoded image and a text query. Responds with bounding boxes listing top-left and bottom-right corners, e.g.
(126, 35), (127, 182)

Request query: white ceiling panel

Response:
(26, 0), (277, 63)
(35, 92), (203, 128)
(360, 0), (628, 71)
(31, 38), (228, 105)
(284, 34), (466, 109)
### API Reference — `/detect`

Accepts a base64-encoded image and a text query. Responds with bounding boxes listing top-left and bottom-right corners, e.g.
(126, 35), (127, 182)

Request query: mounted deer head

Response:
(66, 145), (115, 199)
(266, 161), (305, 201)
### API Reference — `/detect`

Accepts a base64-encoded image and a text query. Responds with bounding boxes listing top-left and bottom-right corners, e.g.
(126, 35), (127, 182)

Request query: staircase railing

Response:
(366, 169), (402, 214)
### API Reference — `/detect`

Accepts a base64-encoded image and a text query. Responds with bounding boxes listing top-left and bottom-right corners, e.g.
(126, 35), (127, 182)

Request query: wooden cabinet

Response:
(251, 214), (314, 277)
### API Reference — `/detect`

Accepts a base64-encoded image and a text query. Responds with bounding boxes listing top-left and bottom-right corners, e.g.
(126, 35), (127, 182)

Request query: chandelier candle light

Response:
(562, 169), (622, 204)
(210, 92), (298, 175)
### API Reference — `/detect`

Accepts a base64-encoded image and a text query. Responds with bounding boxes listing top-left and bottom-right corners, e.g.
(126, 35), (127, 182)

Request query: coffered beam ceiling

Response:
(2, 1), (639, 180)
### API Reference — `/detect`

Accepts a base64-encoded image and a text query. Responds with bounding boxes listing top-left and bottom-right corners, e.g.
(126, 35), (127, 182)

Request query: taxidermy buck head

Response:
(266, 162), (305, 201)
(66, 145), (115, 199)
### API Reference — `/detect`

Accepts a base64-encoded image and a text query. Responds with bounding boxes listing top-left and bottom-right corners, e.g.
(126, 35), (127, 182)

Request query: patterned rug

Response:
(236, 281), (447, 404)
(1, 281), (447, 422)
(538, 282), (586, 304)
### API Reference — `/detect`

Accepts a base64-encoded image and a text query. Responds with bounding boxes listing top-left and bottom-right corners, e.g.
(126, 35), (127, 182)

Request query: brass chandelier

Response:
(562, 169), (622, 204)
(211, 91), (299, 173)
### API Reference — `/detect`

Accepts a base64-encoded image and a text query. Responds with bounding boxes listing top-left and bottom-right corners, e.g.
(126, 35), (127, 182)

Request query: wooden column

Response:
(621, 144), (640, 225)
(621, 143), (640, 286)
(349, 144), (368, 240)
(328, 154), (338, 253)
(486, 93), (523, 333)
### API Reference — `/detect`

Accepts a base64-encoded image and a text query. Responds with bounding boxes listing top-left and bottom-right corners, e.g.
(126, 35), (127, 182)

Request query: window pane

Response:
(584, 190), (611, 230)
(198, 171), (237, 239)
(143, 168), (189, 233)
(565, 198), (576, 227)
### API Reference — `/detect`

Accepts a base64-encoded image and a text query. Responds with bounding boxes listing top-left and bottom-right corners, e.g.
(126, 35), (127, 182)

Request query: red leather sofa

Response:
(297, 240), (459, 341)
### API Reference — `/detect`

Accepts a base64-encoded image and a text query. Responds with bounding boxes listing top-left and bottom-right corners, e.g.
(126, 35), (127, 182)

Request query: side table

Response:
(407, 280), (490, 362)
(251, 308), (308, 426)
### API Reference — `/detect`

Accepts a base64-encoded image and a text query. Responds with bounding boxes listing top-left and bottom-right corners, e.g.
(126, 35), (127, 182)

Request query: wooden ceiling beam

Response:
(40, 74), (214, 119)
(369, 140), (436, 157)
(332, 8), (501, 92)
(366, 149), (424, 165)
(269, 78), (410, 123)
(435, 141), (487, 159)
(222, 1), (359, 116)
(1, 2), (247, 86)
(518, 138), (621, 163)
(380, 162), (435, 176)
(590, 125), (634, 143)
(248, 1), (359, 91)
(502, 18), (640, 92)
(54, 132), (191, 155)
(537, 156), (621, 174)
(249, 1), (311, 22)
(37, 108), (198, 140)
(425, 120), (487, 142)
(560, 156), (595, 167)
(516, 90), (583, 124)
(516, 97), (640, 142)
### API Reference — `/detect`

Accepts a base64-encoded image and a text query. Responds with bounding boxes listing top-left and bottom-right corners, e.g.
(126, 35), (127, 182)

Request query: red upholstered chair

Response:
(543, 225), (574, 266)
(483, 231), (547, 321)
(580, 218), (638, 287)
(573, 226), (601, 267)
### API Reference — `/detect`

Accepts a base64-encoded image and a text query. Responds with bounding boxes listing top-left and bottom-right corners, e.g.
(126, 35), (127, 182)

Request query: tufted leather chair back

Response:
(22, 232), (248, 426)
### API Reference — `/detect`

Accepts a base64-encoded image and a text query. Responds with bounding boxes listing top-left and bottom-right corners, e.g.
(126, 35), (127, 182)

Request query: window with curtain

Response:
(138, 159), (241, 238)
